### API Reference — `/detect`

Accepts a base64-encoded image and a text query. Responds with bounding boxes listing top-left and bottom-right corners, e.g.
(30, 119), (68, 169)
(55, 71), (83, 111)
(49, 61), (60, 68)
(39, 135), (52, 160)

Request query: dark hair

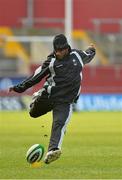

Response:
(53, 34), (69, 51)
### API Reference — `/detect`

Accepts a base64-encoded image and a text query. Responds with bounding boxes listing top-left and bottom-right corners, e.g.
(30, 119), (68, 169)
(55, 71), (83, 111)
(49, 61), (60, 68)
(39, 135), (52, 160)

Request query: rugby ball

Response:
(26, 144), (44, 164)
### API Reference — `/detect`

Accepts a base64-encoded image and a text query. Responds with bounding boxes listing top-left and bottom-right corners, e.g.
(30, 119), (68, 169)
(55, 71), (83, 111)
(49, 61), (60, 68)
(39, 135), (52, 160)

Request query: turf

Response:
(0, 111), (122, 179)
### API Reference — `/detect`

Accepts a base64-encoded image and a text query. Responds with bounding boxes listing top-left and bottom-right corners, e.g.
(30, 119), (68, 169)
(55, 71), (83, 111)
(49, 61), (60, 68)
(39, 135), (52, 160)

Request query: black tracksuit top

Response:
(13, 47), (96, 103)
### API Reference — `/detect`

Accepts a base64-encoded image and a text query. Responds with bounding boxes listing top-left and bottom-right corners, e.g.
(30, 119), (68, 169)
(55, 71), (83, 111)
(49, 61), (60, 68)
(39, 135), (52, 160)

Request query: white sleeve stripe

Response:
(83, 50), (90, 56)
(33, 66), (42, 77)
(70, 51), (84, 67)
(58, 104), (73, 149)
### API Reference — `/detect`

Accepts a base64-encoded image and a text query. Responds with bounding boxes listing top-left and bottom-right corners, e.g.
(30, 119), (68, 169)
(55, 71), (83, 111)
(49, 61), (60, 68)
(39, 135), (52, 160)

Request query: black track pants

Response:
(29, 90), (73, 151)
(48, 103), (72, 151)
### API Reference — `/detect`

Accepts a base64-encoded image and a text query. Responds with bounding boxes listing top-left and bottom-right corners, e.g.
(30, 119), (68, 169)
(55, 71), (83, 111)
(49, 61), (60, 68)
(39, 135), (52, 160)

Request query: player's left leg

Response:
(44, 103), (73, 164)
(29, 89), (53, 118)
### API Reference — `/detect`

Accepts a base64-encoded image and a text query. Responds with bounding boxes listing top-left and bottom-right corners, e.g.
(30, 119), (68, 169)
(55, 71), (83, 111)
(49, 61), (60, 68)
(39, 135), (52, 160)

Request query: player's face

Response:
(55, 48), (69, 60)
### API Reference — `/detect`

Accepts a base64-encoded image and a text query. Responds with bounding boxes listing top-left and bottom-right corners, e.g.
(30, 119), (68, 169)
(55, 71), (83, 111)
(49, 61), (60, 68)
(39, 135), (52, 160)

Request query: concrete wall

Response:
(82, 66), (122, 93)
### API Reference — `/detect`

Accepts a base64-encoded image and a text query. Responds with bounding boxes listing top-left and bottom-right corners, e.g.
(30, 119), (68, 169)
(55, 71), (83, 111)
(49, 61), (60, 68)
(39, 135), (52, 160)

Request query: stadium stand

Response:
(0, 0), (122, 111)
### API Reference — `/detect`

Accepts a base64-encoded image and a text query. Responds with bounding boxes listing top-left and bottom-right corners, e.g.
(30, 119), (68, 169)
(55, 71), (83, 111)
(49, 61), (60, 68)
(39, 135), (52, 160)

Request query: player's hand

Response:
(88, 44), (95, 49)
(8, 85), (26, 93)
(88, 44), (96, 53)
(8, 87), (14, 92)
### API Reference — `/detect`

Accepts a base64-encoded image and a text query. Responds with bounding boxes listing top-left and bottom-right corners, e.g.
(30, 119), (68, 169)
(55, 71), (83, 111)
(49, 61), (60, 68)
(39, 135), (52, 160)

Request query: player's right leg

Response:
(44, 149), (61, 164)
(44, 103), (73, 164)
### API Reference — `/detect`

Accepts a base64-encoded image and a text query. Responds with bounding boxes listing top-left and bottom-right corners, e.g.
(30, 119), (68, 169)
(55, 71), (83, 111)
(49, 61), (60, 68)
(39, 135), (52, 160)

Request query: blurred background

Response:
(0, 0), (122, 111)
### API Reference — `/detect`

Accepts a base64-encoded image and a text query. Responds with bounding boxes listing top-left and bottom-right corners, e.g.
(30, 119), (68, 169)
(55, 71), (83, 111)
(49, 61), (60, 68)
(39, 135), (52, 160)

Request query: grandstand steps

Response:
(0, 27), (30, 75)
(0, 27), (29, 61)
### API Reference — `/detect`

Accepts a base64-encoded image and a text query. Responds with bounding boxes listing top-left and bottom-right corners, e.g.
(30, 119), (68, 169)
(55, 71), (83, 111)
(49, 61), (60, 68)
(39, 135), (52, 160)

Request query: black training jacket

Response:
(13, 47), (96, 103)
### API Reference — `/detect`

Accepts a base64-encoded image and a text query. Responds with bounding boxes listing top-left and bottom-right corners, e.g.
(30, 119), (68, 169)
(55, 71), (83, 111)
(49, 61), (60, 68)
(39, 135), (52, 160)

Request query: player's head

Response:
(53, 34), (69, 51)
(53, 34), (70, 60)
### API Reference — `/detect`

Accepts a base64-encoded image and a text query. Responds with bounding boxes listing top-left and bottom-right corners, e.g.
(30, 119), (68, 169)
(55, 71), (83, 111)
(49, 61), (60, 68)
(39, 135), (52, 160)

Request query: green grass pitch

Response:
(0, 111), (122, 179)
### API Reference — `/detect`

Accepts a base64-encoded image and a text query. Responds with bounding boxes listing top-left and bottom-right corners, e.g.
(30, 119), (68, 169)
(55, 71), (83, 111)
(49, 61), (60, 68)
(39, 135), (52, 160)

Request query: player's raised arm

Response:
(80, 44), (96, 65)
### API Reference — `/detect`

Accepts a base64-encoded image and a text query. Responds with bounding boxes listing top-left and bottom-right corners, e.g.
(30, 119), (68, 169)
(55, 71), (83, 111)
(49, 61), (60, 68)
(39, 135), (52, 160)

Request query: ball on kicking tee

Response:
(26, 144), (44, 165)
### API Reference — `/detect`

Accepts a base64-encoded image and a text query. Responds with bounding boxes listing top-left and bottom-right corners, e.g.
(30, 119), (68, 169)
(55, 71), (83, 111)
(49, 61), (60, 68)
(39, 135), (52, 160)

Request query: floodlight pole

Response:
(65, 0), (73, 46)
(27, 0), (34, 27)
